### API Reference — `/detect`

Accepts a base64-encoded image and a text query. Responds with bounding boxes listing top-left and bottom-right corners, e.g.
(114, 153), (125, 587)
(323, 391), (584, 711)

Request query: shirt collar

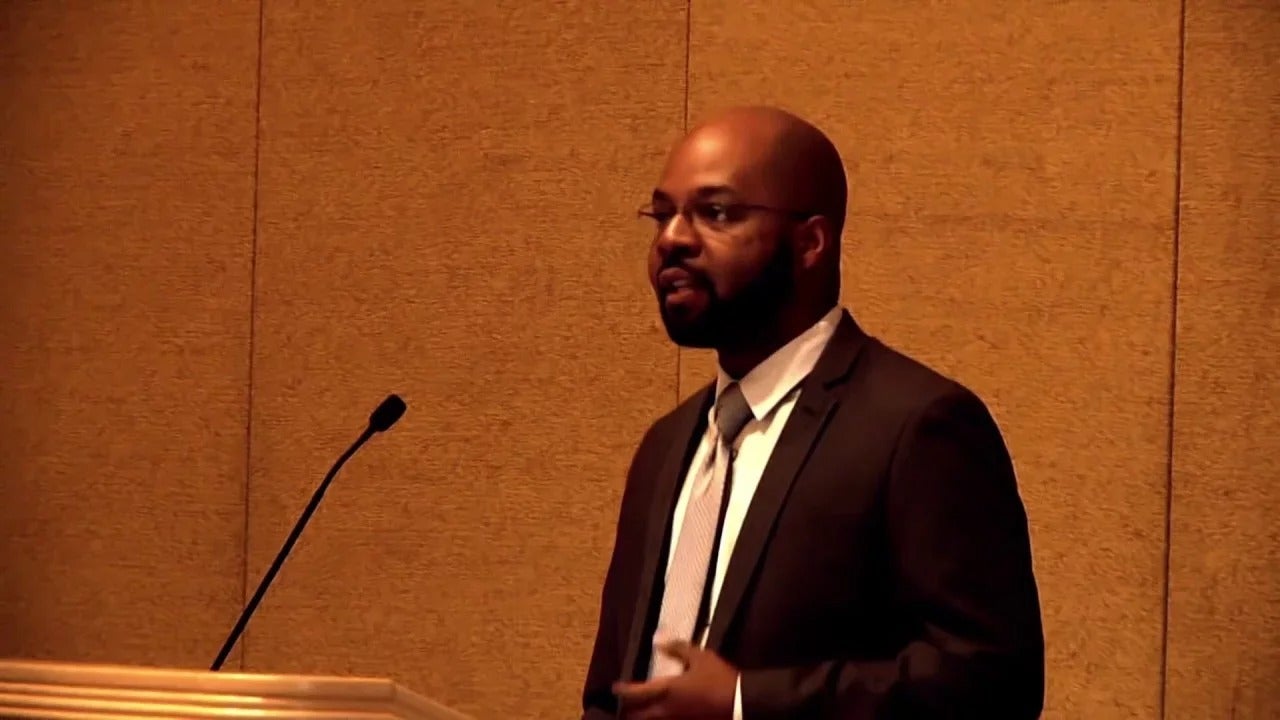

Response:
(714, 305), (844, 422)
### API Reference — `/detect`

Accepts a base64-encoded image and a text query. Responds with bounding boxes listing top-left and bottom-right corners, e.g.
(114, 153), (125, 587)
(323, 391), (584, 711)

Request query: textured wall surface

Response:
(2, 1), (1277, 718)
(682, 3), (1181, 717)
(1167, 1), (1280, 717)
(0, 2), (258, 665)
(241, 3), (683, 717)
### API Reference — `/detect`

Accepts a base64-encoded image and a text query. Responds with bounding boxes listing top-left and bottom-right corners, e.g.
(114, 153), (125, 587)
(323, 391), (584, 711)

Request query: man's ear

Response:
(794, 215), (832, 271)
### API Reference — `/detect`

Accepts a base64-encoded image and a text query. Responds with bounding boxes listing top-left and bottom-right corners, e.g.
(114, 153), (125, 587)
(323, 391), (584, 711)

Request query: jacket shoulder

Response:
(634, 381), (711, 446)
(853, 335), (996, 423)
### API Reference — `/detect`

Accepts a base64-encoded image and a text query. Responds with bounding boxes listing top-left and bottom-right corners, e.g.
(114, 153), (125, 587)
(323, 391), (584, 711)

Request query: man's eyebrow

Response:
(650, 185), (739, 203)
(692, 185), (737, 199)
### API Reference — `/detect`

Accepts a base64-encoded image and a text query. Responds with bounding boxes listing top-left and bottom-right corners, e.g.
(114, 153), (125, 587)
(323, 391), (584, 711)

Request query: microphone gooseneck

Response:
(210, 394), (406, 671)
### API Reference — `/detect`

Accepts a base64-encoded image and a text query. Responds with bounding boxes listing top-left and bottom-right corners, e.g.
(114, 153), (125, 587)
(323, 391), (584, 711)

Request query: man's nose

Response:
(654, 210), (699, 258)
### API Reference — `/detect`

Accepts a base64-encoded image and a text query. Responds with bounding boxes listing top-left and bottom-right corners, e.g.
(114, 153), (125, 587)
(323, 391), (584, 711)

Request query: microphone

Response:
(210, 393), (407, 671)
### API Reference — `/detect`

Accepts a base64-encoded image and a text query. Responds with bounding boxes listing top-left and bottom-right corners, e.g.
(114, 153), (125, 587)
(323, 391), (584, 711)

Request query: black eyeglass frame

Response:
(637, 200), (816, 234)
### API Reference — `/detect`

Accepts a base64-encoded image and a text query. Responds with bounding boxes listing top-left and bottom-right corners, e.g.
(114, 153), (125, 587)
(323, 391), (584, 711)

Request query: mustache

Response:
(658, 259), (708, 282)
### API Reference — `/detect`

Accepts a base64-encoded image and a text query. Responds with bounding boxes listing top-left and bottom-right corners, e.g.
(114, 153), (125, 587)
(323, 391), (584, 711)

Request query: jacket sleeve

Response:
(581, 422), (664, 719)
(581, 514), (627, 719)
(739, 388), (1045, 719)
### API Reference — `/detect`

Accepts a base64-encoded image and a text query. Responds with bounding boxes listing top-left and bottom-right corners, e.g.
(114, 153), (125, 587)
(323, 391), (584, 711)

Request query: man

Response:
(582, 106), (1044, 719)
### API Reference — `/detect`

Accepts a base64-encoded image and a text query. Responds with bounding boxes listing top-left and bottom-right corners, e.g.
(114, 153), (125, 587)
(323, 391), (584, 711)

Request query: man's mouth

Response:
(664, 285), (700, 304)
(661, 283), (707, 311)
(657, 266), (702, 293)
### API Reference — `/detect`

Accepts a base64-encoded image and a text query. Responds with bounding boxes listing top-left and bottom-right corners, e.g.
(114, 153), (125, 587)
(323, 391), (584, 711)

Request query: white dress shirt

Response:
(658, 305), (843, 720)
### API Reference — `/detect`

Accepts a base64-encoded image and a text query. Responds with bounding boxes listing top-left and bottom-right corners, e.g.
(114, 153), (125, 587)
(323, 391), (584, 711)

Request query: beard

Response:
(658, 238), (795, 350)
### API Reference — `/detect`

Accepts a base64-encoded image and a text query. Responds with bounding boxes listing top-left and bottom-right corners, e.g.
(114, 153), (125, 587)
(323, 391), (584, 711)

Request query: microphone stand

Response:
(210, 394), (405, 671)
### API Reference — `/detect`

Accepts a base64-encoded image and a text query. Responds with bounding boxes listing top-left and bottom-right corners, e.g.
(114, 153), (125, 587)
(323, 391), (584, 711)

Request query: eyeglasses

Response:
(637, 200), (813, 235)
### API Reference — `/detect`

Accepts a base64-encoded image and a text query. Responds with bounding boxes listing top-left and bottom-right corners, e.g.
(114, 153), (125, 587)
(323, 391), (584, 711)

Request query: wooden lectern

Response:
(0, 658), (474, 719)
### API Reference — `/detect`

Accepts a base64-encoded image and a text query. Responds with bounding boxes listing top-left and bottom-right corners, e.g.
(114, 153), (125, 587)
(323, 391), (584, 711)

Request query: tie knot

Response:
(714, 383), (753, 446)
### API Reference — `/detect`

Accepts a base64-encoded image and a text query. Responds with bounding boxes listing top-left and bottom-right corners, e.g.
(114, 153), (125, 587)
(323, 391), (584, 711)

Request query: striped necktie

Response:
(650, 382), (753, 677)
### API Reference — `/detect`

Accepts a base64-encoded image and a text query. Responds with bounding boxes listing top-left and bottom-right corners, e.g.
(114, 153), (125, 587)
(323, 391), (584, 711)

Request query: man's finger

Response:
(612, 678), (669, 706)
(622, 701), (672, 720)
(657, 639), (698, 665)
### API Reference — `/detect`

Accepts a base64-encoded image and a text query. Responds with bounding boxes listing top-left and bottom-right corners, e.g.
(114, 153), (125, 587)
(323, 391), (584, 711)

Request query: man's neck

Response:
(716, 303), (836, 379)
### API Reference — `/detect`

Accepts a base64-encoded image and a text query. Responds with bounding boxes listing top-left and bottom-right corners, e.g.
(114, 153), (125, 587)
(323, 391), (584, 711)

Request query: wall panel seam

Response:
(675, 0), (692, 408)
(239, 0), (267, 672)
(1159, 0), (1189, 716)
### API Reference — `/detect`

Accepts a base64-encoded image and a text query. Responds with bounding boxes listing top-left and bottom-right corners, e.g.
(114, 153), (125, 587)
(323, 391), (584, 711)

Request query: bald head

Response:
(646, 106), (847, 364)
(669, 105), (848, 238)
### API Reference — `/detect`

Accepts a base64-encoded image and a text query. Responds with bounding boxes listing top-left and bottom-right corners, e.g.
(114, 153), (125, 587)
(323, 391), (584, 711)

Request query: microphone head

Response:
(369, 394), (406, 432)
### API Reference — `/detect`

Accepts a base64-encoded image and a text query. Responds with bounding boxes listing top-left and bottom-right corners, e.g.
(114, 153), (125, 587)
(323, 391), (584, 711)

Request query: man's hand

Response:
(612, 641), (738, 719)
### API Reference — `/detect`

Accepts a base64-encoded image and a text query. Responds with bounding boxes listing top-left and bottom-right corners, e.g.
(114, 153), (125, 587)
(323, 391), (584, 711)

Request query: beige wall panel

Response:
(0, 3), (258, 665)
(683, 2), (1181, 717)
(246, 2), (684, 717)
(1167, 1), (1280, 717)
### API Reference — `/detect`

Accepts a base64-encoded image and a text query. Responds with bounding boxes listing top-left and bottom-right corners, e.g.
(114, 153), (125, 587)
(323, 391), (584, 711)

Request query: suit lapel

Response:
(705, 312), (869, 650)
(620, 384), (713, 682)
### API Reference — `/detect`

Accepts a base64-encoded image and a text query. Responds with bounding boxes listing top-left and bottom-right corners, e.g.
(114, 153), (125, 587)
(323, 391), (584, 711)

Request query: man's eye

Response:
(694, 203), (732, 223)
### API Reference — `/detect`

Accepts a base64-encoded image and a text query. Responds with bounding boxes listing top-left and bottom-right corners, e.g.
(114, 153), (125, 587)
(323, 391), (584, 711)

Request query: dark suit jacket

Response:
(582, 311), (1045, 719)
